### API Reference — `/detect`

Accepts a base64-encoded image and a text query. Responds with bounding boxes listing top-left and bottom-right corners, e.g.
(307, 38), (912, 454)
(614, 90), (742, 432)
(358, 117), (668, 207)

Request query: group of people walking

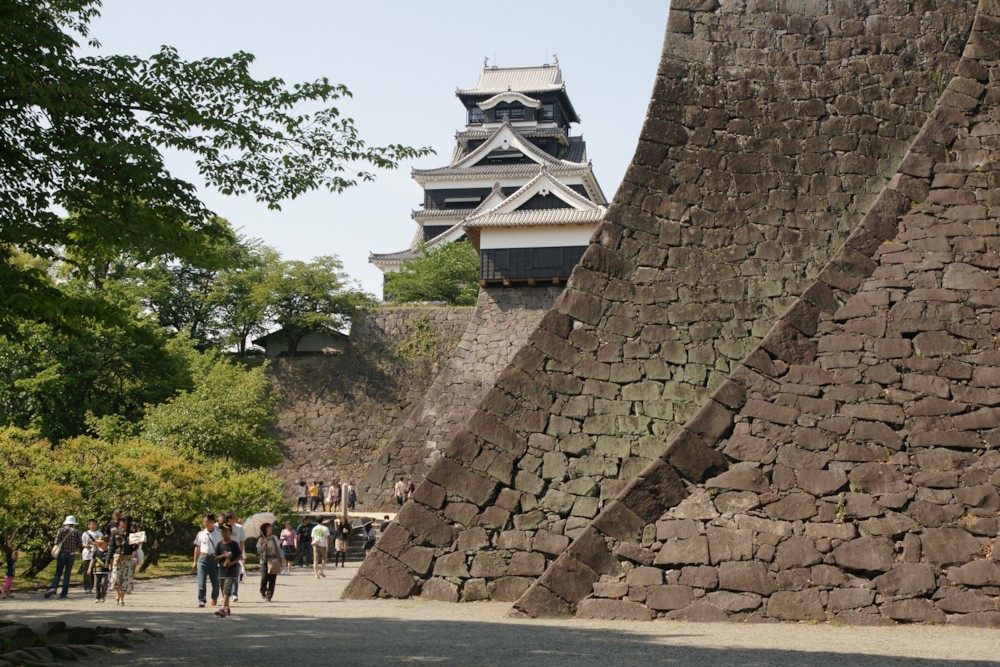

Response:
(281, 516), (357, 577)
(297, 480), (357, 513)
(43, 510), (143, 606)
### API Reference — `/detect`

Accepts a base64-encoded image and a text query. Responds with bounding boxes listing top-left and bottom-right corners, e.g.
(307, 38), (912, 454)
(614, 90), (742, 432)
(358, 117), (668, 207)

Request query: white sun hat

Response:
(64, 516), (77, 525)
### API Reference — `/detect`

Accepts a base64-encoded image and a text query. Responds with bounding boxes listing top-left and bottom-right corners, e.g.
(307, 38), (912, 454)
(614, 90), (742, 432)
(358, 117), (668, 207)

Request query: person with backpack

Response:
(347, 481), (357, 511)
(88, 538), (110, 603)
(311, 520), (331, 579)
(45, 516), (82, 599)
(363, 521), (377, 558)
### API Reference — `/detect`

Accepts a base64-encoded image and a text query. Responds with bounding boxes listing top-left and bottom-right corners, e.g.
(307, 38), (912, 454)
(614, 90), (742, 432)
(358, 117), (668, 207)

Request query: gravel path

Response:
(2, 564), (997, 666)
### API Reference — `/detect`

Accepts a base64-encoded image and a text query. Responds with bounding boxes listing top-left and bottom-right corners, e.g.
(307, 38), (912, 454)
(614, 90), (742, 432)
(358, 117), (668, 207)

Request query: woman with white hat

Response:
(44, 516), (82, 599)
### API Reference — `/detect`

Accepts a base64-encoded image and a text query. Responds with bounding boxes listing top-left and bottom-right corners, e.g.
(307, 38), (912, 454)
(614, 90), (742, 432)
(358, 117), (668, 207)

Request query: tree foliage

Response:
(384, 240), (480, 306)
(0, 427), (287, 575)
(141, 355), (280, 468)
(1, 0), (431, 333)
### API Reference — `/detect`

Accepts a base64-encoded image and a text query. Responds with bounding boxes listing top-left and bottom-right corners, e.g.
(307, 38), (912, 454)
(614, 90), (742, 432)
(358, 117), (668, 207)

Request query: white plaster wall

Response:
(479, 224), (597, 250)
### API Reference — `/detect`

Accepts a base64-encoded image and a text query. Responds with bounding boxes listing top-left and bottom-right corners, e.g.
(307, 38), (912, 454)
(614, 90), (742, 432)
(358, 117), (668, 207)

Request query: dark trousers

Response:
(94, 573), (108, 601)
(259, 571), (277, 600)
(310, 497), (319, 511)
(296, 497), (307, 511)
(82, 560), (94, 593)
(296, 541), (313, 566)
(49, 552), (75, 596)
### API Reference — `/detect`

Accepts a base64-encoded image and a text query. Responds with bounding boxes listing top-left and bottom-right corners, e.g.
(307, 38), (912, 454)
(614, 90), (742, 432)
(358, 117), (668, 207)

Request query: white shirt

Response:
(297, 485), (307, 498)
(230, 523), (246, 544)
(194, 528), (221, 556)
(81, 529), (103, 560)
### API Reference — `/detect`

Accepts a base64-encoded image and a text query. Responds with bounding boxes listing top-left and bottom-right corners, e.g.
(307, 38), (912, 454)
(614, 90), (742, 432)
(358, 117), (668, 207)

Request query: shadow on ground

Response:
(3, 607), (994, 667)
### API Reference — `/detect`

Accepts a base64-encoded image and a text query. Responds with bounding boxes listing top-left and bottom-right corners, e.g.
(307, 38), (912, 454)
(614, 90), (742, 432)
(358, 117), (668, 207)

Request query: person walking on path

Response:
(379, 515), (390, 533)
(279, 521), (296, 574)
(103, 510), (122, 541)
(296, 481), (308, 512)
(45, 516), (82, 599)
(214, 525), (241, 617)
(256, 523), (282, 601)
(2, 550), (18, 598)
(311, 520), (331, 579)
(295, 517), (314, 568)
(107, 515), (139, 606)
(88, 538), (110, 603)
(192, 514), (221, 608)
(80, 519), (102, 596)
(225, 511), (245, 602)
(333, 517), (351, 568)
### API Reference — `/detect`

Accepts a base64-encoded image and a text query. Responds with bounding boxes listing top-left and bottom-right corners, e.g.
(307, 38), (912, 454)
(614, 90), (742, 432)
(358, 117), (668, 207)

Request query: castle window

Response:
(469, 107), (485, 124)
(539, 104), (555, 121)
(495, 106), (526, 121)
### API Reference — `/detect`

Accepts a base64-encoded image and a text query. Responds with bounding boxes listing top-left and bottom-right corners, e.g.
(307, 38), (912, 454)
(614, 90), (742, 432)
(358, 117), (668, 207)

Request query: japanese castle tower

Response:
(370, 60), (607, 286)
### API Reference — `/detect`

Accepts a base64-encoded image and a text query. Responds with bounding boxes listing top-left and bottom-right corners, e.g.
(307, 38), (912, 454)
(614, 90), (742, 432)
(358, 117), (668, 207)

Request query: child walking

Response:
(88, 539), (110, 603)
(214, 525), (242, 617)
(2, 550), (18, 598)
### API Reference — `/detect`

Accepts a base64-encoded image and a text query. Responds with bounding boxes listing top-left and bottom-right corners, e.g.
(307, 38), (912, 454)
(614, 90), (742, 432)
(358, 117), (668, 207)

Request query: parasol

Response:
(242, 512), (278, 539)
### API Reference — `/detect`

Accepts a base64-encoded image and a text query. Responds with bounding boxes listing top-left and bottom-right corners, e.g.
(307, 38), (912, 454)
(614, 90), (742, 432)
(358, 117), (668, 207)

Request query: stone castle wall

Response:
(362, 286), (563, 508)
(269, 306), (472, 493)
(345, 0), (996, 625)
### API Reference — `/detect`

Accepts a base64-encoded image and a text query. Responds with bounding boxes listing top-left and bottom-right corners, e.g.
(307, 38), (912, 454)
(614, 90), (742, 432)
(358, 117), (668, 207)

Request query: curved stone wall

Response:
(362, 286), (563, 509)
(514, 0), (1000, 625)
(345, 0), (982, 609)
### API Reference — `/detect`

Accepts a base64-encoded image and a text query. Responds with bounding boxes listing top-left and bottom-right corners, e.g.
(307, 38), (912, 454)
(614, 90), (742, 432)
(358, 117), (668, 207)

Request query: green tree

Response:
(0, 289), (194, 441)
(141, 354), (280, 468)
(214, 241), (282, 356)
(1, 0), (431, 334)
(265, 255), (374, 354)
(384, 239), (480, 306)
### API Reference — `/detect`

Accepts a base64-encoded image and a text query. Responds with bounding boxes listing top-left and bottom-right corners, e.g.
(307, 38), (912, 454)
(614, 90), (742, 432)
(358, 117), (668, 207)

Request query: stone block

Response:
(360, 550), (418, 598)
(946, 560), (1000, 586)
(420, 578), (459, 603)
(832, 537), (895, 572)
(593, 581), (629, 598)
(664, 603), (729, 622)
(655, 536), (710, 565)
(533, 530), (571, 556)
(767, 589), (826, 621)
(679, 566), (719, 589)
(849, 463), (907, 495)
(513, 584), (571, 618)
(706, 466), (769, 493)
(796, 469), (848, 496)
(569, 527), (619, 575)
(395, 502), (456, 548)
(882, 599), (946, 624)
(647, 585), (695, 611)
(873, 564), (936, 597)
(491, 576), (534, 602)
(705, 591), (762, 612)
(424, 458), (497, 507)
(827, 587), (875, 612)
(592, 501), (646, 541)
(626, 566), (664, 587)
(661, 429), (728, 482)
(774, 536), (822, 570)
(399, 545), (435, 577)
(508, 551), (547, 577)
(539, 554), (598, 604)
(921, 528), (982, 566)
(765, 493), (818, 521)
(707, 527), (753, 564)
(718, 561), (778, 595)
(433, 551), (469, 578)
(469, 552), (507, 579)
(576, 598), (653, 621)
(936, 591), (997, 613)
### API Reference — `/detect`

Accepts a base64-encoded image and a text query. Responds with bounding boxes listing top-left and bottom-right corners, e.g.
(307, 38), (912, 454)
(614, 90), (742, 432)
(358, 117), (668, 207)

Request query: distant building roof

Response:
(464, 169), (606, 231)
(457, 64), (564, 96)
(252, 326), (348, 348)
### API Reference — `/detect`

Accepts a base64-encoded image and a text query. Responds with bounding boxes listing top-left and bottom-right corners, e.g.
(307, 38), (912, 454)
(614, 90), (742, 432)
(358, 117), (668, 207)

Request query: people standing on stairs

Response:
(279, 521), (297, 574)
(329, 482), (341, 513)
(379, 515), (390, 533)
(256, 523), (282, 601)
(80, 519), (102, 596)
(45, 516), (82, 599)
(347, 480), (357, 511)
(363, 521), (377, 558)
(311, 520), (331, 579)
(333, 516), (351, 568)
(317, 481), (327, 512)
(308, 482), (320, 511)
(394, 478), (406, 510)
(296, 481), (308, 512)
(296, 516), (314, 568)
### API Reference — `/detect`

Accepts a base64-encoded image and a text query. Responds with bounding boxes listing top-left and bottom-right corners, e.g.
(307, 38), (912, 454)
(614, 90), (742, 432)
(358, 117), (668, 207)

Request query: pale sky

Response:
(87, 2), (670, 296)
